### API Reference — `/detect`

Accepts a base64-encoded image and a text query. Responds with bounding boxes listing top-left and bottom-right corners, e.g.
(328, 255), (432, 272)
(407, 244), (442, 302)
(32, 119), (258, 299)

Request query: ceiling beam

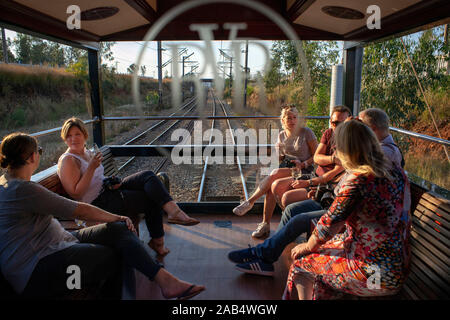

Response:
(286, 0), (316, 22)
(344, 0), (450, 42)
(101, 19), (342, 41)
(0, 0), (100, 45)
(123, 0), (158, 22)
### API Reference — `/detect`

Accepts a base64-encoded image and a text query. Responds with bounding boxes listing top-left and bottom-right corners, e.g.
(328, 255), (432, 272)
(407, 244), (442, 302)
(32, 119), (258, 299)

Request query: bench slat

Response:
(411, 222), (450, 256)
(420, 193), (450, 213)
(410, 251), (450, 298)
(410, 229), (450, 265)
(418, 198), (450, 223)
(404, 266), (440, 300)
(412, 220), (450, 247)
(415, 203), (450, 231)
(401, 282), (421, 300)
(410, 237), (449, 280)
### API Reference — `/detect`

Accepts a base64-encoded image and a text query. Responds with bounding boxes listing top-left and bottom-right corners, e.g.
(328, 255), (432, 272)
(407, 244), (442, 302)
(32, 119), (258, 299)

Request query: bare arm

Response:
(313, 143), (334, 166)
(303, 138), (318, 167)
(310, 165), (345, 185)
(59, 153), (102, 200)
(73, 202), (136, 233)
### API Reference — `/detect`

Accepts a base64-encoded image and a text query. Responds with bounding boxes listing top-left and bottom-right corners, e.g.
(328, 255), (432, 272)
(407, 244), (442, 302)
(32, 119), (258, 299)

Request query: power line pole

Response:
(1, 28), (9, 63)
(229, 57), (233, 89)
(243, 40), (249, 108)
(157, 41), (163, 107)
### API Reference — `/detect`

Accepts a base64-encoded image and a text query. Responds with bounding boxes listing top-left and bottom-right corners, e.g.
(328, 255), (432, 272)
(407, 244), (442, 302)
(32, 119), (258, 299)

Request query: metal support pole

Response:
(1, 27), (8, 63)
(229, 57), (233, 89)
(182, 55), (185, 102)
(343, 43), (363, 116)
(157, 40), (163, 107)
(88, 49), (105, 146)
(243, 40), (249, 108)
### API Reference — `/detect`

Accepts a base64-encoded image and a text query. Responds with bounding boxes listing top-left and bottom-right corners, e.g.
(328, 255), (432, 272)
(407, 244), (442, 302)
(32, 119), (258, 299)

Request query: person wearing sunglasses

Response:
(0, 132), (205, 300)
(269, 105), (350, 210)
(232, 105), (318, 239)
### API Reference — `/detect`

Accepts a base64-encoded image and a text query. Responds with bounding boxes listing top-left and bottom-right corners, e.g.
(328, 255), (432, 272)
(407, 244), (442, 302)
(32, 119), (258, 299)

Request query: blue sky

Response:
(4, 29), (277, 77)
(4, 29), (347, 78)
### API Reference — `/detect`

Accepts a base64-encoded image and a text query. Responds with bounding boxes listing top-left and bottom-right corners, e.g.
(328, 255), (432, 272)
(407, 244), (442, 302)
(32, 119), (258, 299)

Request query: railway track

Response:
(114, 90), (274, 203)
(114, 96), (198, 174)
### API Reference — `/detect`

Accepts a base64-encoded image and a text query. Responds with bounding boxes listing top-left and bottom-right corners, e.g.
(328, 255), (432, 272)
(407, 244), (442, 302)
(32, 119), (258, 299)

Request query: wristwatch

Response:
(308, 179), (314, 187)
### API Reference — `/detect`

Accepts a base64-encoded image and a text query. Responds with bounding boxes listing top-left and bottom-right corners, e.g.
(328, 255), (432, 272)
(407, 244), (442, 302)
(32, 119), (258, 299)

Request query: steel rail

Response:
(122, 96), (196, 145)
(197, 92), (216, 202)
(215, 96), (249, 201)
(117, 100), (198, 171)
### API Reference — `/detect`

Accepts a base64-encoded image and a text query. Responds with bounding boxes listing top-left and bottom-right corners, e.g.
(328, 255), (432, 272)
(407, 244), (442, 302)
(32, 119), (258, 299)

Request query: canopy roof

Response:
(0, 0), (449, 49)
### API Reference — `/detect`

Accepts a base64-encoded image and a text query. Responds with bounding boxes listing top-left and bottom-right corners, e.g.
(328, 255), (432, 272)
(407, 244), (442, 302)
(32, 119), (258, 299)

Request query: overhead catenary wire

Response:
(400, 37), (450, 164)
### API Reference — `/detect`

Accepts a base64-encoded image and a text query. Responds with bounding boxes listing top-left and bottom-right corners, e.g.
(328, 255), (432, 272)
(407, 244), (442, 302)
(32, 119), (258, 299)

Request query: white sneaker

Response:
(252, 222), (270, 238)
(233, 200), (253, 216)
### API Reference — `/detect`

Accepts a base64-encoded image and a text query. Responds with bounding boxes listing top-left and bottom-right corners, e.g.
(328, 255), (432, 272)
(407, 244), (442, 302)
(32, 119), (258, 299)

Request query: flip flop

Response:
(167, 217), (200, 226)
(176, 284), (205, 300)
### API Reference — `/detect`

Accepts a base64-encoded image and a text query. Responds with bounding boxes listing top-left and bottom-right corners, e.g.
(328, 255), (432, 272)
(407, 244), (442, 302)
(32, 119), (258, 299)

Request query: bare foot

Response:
(148, 238), (170, 257)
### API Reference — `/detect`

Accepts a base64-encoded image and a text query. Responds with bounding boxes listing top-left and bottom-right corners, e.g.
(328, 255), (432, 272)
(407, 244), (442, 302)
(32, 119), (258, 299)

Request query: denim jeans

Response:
(92, 170), (173, 239)
(255, 200), (325, 263)
(276, 200), (323, 232)
(21, 221), (162, 299)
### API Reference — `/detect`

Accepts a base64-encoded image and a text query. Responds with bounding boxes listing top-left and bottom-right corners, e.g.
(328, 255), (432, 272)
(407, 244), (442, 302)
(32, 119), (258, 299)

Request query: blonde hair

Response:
(335, 120), (392, 179)
(61, 117), (89, 141)
(280, 105), (299, 131)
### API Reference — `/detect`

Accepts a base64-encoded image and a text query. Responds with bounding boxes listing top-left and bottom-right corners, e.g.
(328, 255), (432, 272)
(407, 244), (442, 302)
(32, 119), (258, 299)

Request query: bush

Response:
(11, 107), (26, 127)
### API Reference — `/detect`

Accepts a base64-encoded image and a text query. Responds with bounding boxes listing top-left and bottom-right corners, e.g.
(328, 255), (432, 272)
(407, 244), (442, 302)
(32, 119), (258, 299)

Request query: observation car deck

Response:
(0, 0), (449, 302)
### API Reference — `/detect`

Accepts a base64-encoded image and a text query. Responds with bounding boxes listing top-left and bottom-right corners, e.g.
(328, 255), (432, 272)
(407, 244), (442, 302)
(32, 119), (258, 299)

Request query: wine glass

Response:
(291, 165), (302, 180)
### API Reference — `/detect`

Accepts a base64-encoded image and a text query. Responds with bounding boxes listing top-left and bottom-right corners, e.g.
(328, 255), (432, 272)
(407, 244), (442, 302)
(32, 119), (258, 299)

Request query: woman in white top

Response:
(0, 132), (204, 299)
(233, 105), (318, 238)
(57, 118), (199, 257)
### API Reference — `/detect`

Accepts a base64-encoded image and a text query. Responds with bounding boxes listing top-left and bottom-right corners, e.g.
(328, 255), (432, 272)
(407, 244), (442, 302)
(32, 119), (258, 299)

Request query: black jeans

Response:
(21, 221), (162, 299)
(92, 170), (173, 239)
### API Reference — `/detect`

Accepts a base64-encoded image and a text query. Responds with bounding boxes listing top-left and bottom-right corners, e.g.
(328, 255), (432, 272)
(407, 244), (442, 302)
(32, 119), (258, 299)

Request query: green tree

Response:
(263, 53), (282, 93)
(13, 34), (32, 64)
(47, 42), (65, 66)
(269, 40), (339, 94)
(361, 26), (448, 127)
(0, 37), (16, 63)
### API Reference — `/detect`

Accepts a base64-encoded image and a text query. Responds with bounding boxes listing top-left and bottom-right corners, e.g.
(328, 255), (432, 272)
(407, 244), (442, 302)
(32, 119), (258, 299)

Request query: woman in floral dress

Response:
(284, 120), (411, 300)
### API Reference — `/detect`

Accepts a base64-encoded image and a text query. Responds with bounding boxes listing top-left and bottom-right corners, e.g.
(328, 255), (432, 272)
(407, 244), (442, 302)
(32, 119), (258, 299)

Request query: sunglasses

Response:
(25, 146), (43, 160)
(330, 120), (343, 127)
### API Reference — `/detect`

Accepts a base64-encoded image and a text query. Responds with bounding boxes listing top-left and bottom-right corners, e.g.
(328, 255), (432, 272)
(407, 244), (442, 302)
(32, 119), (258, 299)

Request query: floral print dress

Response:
(283, 167), (411, 300)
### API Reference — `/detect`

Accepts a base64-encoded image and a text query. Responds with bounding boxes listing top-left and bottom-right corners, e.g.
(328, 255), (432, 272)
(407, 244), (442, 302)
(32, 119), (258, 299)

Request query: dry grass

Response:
(0, 63), (73, 77)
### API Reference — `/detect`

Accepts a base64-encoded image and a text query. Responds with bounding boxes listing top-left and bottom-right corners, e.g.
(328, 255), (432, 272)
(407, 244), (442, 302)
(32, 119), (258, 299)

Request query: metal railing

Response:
(389, 127), (450, 147)
(24, 116), (450, 149)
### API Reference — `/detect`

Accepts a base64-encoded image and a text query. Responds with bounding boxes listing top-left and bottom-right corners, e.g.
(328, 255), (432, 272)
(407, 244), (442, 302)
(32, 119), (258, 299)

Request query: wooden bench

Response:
(308, 182), (450, 300)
